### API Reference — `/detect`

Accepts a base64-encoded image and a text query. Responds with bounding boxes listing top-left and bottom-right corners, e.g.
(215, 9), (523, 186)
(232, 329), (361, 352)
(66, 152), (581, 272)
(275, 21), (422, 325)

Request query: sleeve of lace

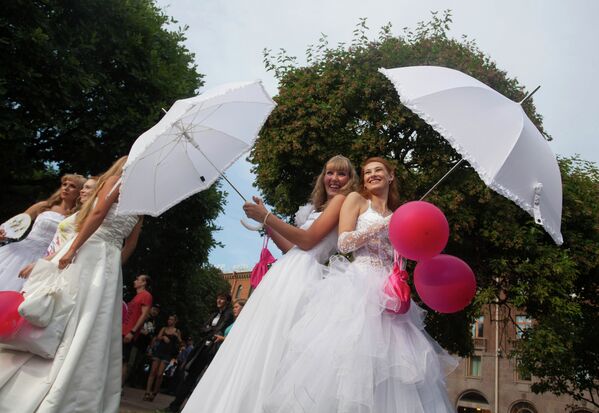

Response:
(337, 215), (391, 254)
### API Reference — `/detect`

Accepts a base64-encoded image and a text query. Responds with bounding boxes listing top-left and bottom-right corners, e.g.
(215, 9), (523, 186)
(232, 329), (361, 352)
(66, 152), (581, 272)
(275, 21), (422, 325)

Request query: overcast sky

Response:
(153, 0), (599, 272)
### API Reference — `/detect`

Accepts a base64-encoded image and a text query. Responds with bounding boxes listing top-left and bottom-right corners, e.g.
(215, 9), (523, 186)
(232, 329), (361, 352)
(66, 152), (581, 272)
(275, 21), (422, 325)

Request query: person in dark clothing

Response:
(163, 292), (234, 412)
(144, 314), (182, 401)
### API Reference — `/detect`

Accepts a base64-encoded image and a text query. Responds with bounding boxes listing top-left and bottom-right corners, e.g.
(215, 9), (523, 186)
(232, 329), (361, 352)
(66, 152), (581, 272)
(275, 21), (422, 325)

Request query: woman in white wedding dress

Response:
(0, 156), (142, 413)
(264, 157), (457, 413)
(180, 155), (358, 413)
(0, 174), (85, 292)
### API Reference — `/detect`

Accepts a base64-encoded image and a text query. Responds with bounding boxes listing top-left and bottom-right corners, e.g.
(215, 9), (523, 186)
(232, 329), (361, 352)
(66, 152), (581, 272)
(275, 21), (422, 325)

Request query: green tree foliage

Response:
(513, 158), (599, 408)
(251, 11), (599, 402)
(1, 0), (227, 329)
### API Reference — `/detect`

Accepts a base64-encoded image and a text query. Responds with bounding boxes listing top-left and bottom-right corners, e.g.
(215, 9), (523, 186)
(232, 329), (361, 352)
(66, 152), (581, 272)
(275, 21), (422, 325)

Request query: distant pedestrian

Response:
(122, 274), (153, 383)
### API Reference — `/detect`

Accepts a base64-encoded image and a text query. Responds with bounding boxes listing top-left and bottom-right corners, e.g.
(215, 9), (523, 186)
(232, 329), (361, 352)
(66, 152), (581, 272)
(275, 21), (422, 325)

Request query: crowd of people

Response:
(0, 153), (457, 413)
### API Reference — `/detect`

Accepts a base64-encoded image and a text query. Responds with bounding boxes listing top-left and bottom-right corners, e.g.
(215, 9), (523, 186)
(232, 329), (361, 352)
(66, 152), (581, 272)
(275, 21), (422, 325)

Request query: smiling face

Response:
(323, 163), (350, 200)
(60, 178), (81, 203)
(79, 179), (97, 203)
(362, 161), (393, 194)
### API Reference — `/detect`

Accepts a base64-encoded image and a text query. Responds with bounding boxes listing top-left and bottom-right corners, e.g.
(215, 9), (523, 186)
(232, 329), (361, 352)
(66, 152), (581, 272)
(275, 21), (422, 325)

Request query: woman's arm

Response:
(58, 176), (120, 269)
(243, 195), (346, 251)
(265, 226), (294, 254)
(337, 192), (390, 254)
(24, 201), (47, 222)
(338, 192), (365, 234)
(121, 216), (143, 265)
(157, 327), (166, 340)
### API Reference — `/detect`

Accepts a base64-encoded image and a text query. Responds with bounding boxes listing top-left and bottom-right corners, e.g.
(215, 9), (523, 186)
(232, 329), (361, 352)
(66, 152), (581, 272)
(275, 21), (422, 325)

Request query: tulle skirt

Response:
(182, 248), (327, 413)
(264, 256), (458, 413)
(0, 238), (50, 292)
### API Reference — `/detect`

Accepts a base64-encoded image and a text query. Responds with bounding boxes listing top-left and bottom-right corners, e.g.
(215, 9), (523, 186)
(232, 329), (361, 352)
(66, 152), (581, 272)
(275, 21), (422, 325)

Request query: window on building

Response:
(235, 285), (243, 299)
(515, 359), (532, 381)
(471, 316), (484, 337)
(466, 355), (482, 377)
(457, 391), (491, 413)
(515, 315), (532, 338)
(509, 401), (537, 413)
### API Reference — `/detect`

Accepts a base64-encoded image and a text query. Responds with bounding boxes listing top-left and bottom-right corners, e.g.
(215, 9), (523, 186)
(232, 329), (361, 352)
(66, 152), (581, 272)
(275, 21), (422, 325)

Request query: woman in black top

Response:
(144, 314), (181, 401)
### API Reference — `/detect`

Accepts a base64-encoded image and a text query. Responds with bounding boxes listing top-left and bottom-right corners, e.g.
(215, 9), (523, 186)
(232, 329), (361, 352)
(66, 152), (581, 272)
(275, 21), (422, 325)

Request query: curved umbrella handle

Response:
(240, 218), (263, 231)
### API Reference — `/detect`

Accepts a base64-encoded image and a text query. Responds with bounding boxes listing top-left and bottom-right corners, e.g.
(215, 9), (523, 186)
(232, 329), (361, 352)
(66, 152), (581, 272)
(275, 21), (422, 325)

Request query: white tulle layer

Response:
(0, 238), (50, 292)
(264, 256), (458, 413)
(182, 248), (330, 413)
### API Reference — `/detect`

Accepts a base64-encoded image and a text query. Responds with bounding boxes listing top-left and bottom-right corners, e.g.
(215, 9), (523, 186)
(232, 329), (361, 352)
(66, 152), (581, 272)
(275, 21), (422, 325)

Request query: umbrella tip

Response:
(519, 85), (541, 105)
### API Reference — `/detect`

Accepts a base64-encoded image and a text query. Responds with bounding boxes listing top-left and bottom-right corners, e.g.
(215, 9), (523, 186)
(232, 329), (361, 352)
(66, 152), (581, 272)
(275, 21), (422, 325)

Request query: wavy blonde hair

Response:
(310, 155), (359, 211)
(359, 157), (401, 211)
(41, 174), (86, 214)
(76, 156), (128, 230)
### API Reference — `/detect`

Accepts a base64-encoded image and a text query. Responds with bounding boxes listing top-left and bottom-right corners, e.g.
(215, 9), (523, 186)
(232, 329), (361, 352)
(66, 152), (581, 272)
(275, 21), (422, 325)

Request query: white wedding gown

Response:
(264, 203), (458, 413)
(182, 206), (338, 413)
(0, 210), (64, 292)
(0, 203), (138, 413)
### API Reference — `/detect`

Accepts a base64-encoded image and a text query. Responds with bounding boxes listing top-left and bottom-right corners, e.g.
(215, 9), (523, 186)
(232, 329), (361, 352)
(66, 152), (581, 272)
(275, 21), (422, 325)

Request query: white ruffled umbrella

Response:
(117, 80), (276, 217)
(380, 66), (563, 245)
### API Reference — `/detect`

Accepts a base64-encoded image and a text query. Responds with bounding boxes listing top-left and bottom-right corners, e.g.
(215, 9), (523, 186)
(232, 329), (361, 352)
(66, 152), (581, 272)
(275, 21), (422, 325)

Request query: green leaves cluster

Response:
(1, 0), (228, 332)
(252, 11), (599, 403)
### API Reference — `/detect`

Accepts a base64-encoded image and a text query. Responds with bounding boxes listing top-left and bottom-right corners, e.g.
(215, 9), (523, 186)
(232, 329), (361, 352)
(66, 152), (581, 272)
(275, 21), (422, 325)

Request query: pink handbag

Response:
(382, 253), (411, 314)
(250, 236), (276, 288)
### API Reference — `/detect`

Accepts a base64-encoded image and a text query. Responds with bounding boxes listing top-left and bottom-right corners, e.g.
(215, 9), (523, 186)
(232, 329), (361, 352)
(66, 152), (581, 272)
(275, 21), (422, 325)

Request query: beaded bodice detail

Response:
(351, 207), (394, 271)
(27, 211), (65, 243)
(92, 204), (138, 247)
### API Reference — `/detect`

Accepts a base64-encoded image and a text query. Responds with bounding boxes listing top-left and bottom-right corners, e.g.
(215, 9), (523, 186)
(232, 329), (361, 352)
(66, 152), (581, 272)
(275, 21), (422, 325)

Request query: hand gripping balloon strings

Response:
(382, 252), (411, 314)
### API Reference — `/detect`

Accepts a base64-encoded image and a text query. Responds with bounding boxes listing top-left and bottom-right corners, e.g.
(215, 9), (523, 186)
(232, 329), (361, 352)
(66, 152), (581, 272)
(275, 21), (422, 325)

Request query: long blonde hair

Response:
(310, 155), (359, 211)
(42, 174), (86, 214)
(76, 156), (127, 230)
(359, 157), (401, 211)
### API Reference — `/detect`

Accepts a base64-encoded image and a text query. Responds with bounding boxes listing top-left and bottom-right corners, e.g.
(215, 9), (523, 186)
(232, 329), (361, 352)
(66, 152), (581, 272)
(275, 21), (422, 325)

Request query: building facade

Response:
(446, 305), (597, 413)
(222, 270), (252, 301)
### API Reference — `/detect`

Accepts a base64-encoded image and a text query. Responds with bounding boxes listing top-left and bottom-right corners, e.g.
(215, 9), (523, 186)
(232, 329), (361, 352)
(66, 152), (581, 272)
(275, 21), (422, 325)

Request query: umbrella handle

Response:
(240, 218), (263, 231)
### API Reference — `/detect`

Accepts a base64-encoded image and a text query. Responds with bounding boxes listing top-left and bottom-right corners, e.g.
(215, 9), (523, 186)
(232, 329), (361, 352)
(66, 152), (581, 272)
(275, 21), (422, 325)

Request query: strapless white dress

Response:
(0, 204), (139, 413)
(183, 206), (338, 413)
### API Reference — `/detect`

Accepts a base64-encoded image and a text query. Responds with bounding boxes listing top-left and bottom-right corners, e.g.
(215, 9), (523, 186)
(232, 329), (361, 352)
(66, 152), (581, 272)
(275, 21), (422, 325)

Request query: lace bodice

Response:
(92, 204), (139, 247)
(348, 205), (394, 271)
(296, 209), (338, 264)
(27, 211), (65, 243)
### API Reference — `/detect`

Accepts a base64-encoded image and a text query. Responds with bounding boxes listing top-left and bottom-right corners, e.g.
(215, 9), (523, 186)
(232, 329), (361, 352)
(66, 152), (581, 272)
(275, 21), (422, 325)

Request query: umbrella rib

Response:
(180, 100), (273, 130)
(152, 136), (186, 208)
(132, 136), (180, 163)
(184, 124), (254, 148)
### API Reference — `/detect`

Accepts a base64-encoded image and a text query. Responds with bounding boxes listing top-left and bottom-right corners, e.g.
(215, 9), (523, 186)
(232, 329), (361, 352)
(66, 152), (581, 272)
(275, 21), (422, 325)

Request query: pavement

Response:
(119, 386), (175, 413)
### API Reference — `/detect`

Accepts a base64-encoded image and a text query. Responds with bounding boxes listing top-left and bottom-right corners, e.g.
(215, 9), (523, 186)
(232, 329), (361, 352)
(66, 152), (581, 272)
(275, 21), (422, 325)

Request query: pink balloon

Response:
(388, 201), (449, 261)
(414, 254), (476, 313)
(0, 291), (25, 337)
